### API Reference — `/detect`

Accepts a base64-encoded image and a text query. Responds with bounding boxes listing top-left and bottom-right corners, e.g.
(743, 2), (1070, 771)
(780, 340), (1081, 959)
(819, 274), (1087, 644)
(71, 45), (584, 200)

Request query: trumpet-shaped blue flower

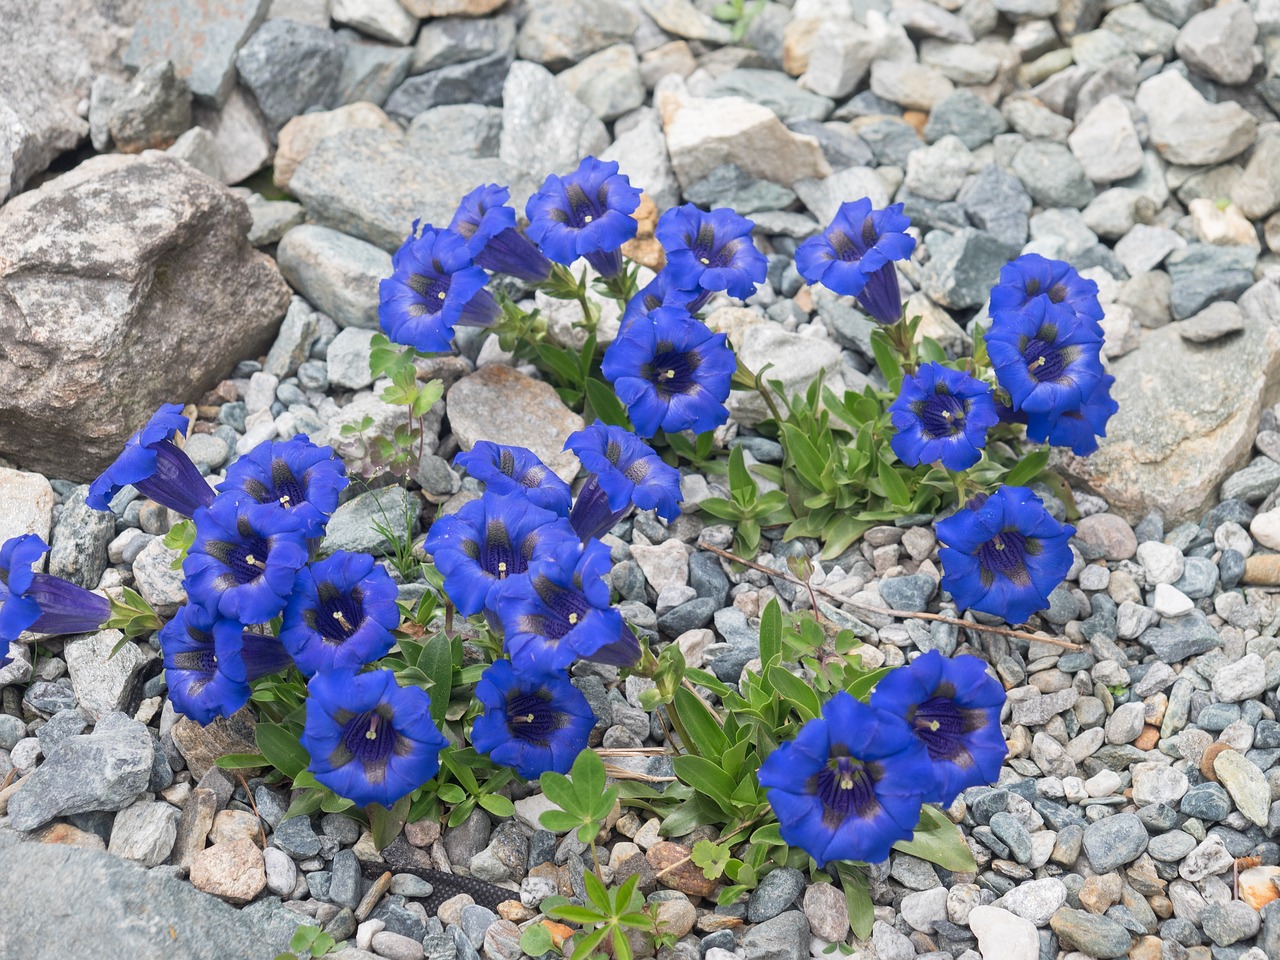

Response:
(989, 254), (1104, 329)
(794, 199), (916, 325)
(1025, 373), (1118, 457)
(0, 535), (111, 644)
(220, 435), (348, 538)
(985, 298), (1104, 418)
(453, 442), (572, 516)
(889, 363), (1000, 471)
(601, 307), (736, 438)
(564, 421), (682, 542)
(159, 604), (291, 724)
(470, 659), (596, 779)
(869, 651), (1008, 807)
(183, 498), (310, 623)
(281, 552), (401, 676)
(424, 494), (579, 618)
(758, 691), (932, 868)
(302, 669), (447, 809)
(496, 539), (639, 672)
(86, 404), (215, 517)
(379, 223), (499, 354)
(525, 157), (641, 278)
(937, 486), (1075, 625)
(655, 205), (768, 301)
(449, 183), (553, 283)
(619, 271), (702, 335)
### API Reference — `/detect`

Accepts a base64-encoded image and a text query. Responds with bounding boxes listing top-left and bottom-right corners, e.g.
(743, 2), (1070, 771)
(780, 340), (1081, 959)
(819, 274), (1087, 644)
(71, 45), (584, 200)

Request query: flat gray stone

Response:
(276, 225), (390, 330)
(235, 19), (345, 133)
(321, 486), (421, 557)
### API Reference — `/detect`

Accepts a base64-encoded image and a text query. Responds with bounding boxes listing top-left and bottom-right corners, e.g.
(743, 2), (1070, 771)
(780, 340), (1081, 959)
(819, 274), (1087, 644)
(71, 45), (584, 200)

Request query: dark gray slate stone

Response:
(6, 712), (154, 831)
(47, 485), (115, 588)
(1081, 812), (1148, 872)
(958, 163), (1032, 247)
(338, 39), (413, 108)
(1137, 616), (1222, 661)
(127, 0), (271, 106)
(0, 837), (296, 959)
(1169, 270), (1255, 321)
(385, 49), (514, 118)
(708, 69), (834, 123)
(924, 90), (1008, 149)
(235, 19), (345, 134)
(878, 574), (937, 612)
(922, 228), (1015, 308)
(747, 867), (806, 922)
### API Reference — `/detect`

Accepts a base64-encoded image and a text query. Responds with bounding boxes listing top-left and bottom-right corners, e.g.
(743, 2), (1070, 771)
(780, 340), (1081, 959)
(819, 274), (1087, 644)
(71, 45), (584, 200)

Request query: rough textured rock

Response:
(1060, 277), (1280, 523)
(127, 0), (271, 106)
(276, 225), (391, 330)
(0, 838), (296, 959)
(656, 77), (831, 189)
(1135, 71), (1256, 166)
(63, 631), (147, 722)
(0, 153), (290, 480)
(273, 102), (400, 191)
(0, 467), (56, 545)
(447, 365), (585, 484)
(0, 0), (137, 202)
(289, 127), (506, 251)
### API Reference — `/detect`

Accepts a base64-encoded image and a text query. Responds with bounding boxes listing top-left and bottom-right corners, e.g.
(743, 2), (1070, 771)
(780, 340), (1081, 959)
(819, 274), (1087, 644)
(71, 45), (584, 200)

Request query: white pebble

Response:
(1153, 583), (1194, 617)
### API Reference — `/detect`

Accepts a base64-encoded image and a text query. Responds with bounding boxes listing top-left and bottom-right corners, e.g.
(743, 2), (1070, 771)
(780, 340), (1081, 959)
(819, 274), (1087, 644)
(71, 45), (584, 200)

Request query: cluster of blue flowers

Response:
(760, 651), (1006, 867)
(377, 155), (770, 443)
(429, 422), (682, 779)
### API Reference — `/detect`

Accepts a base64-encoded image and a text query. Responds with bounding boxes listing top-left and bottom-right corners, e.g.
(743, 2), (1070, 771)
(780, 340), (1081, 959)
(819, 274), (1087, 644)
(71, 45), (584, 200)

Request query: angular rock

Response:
(0, 840), (296, 958)
(108, 61), (193, 154)
(0, 467), (55, 545)
(1067, 94), (1143, 183)
(499, 61), (609, 201)
(189, 837), (267, 905)
(273, 102), (399, 192)
(7, 713), (154, 831)
(276, 225), (390, 330)
(1134, 71), (1256, 166)
(383, 49), (513, 116)
(657, 78), (830, 189)
(235, 19), (346, 134)
(559, 45), (647, 122)
(1011, 140), (1094, 209)
(191, 86), (273, 185)
(321, 486), (421, 556)
(1059, 277), (1280, 522)
(1174, 3), (1258, 86)
(64, 631), (146, 722)
(406, 104), (503, 159)
(516, 0), (637, 70)
(401, 0), (505, 13)
(171, 708), (259, 780)
(412, 13), (516, 73)
(968, 906), (1039, 960)
(108, 799), (182, 867)
(338, 37), (414, 107)
(0, 153), (289, 480)
(600, 110), (679, 212)
(289, 127), (506, 252)
(332, 0), (419, 45)
(447, 365), (584, 483)
(127, 0), (270, 106)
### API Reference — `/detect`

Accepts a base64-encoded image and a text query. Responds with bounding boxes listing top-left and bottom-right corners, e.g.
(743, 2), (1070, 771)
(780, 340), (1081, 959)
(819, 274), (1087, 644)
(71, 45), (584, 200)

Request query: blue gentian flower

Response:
(655, 205), (768, 301)
(159, 604), (291, 724)
(379, 223), (500, 354)
(496, 539), (639, 672)
(280, 552), (401, 676)
(889, 363), (1000, 471)
(985, 298), (1104, 418)
(564, 421), (683, 542)
(758, 690), (932, 868)
(86, 404), (215, 517)
(601, 307), (737, 438)
(619, 271), (702, 335)
(869, 651), (1008, 807)
(794, 199), (916, 325)
(424, 494), (579, 619)
(0, 535), (111, 644)
(1025, 373), (1118, 457)
(989, 254), (1104, 329)
(219, 434), (348, 538)
(302, 669), (447, 809)
(470, 659), (596, 779)
(449, 183), (553, 284)
(525, 157), (641, 278)
(453, 442), (572, 516)
(936, 486), (1075, 625)
(183, 498), (310, 624)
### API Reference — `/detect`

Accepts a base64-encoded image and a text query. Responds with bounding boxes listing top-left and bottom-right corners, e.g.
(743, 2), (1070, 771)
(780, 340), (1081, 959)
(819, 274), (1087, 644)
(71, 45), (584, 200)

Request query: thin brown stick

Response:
(701, 543), (1082, 651)
(237, 771), (269, 849)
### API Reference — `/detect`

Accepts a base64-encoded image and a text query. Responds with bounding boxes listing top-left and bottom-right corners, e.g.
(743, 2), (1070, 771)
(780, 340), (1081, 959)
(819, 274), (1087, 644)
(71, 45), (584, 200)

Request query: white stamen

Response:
(568, 612), (579, 625)
(699, 257), (710, 265)
(365, 715), (380, 740)
(333, 610), (353, 631)
(583, 214), (594, 223)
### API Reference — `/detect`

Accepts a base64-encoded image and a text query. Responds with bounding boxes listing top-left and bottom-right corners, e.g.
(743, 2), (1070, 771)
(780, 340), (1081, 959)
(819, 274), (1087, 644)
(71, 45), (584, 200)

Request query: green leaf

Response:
(520, 923), (555, 958)
(671, 687), (728, 759)
(759, 598), (783, 669)
(548, 904), (606, 925)
(672, 755), (740, 815)
(1003, 446), (1051, 488)
(255, 723), (309, 780)
(366, 796), (410, 852)
(836, 866), (874, 941)
(214, 752), (268, 770)
(876, 457), (912, 508)
(766, 666), (823, 721)
(892, 804), (977, 872)
(437, 783), (467, 805)
(538, 810), (583, 833)
(420, 633), (455, 727)
(584, 378), (630, 428)
(869, 330), (903, 391)
(690, 839), (731, 880)
(282, 789), (327, 822)
(478, 793), (515, 817)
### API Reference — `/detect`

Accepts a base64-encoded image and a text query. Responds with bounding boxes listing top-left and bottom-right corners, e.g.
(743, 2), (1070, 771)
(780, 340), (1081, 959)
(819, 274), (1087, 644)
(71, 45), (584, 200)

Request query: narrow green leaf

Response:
(366, 795), (411, 852)
(877, 457), (912, 508)
(766, 666), (823, 721)
(837, 866), (874, 941)
(478, 793), (515, 817)
(869, 330), (902, 390)
(671, 687), (728, 759)
(1003, 446), (1051, 488)
(255, 723), (309, 780)
(420, 633), (454, 727)
(584, 378), (630, 428)
(673, 755), (739, 815)
(214, 753), (268, 770)
(547, 904), (606, 925)
(892, 804), (977, 872)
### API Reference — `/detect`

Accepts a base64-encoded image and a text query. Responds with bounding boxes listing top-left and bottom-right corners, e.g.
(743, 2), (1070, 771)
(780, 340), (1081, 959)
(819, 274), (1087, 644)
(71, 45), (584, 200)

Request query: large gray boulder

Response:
(0, 152), (290, 480)
(0, 0), (136, 203)
(1060, 277), (1280, 524)
(0, 835), (298, 959)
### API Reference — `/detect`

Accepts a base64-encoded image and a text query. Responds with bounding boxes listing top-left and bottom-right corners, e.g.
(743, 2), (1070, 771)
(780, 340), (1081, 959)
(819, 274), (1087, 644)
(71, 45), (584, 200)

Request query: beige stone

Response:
(0, 467), (55, 547)
(189, 838), (267, 904)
